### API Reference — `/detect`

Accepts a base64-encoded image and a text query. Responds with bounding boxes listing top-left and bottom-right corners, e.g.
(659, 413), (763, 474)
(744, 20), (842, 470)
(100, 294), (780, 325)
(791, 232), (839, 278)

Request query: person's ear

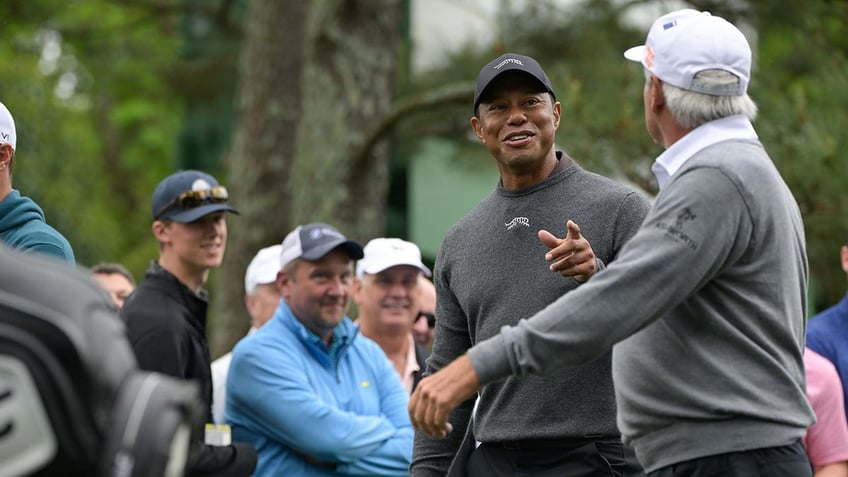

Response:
(648, 75), (666, 112)
(0, 143), (12, 169)
(152, 220), (170, 244)
(470, 116), (485, 143)
(277, 268), (293, 300)
(551, 100), (561, 129)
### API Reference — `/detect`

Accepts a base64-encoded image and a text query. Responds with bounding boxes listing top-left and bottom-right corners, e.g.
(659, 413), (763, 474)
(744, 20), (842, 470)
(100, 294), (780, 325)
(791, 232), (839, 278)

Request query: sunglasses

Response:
(155, 186), (229, 219)
(416, 311), (435, 329)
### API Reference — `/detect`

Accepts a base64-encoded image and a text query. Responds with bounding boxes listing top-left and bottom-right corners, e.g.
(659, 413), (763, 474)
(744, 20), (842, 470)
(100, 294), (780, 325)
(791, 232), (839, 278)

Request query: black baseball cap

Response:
(472, 53), (556, 114)
(279, 223), (364, 269)
(151, 170), (240, 223)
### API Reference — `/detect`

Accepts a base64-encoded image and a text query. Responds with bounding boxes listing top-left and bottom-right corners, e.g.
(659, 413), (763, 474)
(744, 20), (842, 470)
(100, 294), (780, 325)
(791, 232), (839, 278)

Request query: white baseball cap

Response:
(356, 238), (431, 278)
(244, 244), (283, 294)
(0, 101), (17, 150)
(623, 9), (751, 96)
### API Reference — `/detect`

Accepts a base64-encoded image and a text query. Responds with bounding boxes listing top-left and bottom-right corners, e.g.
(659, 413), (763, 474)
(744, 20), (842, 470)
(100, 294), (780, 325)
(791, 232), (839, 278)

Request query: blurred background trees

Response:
(1, 0), (845, 356)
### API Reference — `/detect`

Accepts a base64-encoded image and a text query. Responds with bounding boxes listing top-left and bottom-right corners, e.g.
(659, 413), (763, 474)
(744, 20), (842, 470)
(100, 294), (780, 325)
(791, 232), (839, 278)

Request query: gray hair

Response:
(650, 69), (758, 129)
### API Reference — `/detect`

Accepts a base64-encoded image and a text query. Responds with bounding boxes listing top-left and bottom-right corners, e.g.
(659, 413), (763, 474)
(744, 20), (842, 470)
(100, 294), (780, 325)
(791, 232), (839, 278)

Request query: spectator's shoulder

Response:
(121, 284), (183, 335)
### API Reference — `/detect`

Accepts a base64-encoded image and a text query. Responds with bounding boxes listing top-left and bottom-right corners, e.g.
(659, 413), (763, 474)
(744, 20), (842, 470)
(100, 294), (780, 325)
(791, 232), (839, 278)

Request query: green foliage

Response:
(752, 0), (848, 310)
(399, 0), (848, 310)
(1, 0), (845, 322)
(0, 0), (185, 279)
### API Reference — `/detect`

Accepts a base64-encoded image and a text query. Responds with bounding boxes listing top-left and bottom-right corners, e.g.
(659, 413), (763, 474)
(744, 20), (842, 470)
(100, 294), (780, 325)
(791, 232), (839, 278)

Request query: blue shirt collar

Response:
(274, 301), (357, 367)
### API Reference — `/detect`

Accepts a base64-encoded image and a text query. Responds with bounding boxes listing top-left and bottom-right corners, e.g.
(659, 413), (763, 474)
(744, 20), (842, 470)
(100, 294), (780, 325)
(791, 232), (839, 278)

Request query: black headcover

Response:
(0, 244), (203, 477)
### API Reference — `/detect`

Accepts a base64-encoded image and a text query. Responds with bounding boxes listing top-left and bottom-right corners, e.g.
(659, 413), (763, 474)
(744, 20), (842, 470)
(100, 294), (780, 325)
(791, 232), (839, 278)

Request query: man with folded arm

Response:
(227, 223), (413, 476)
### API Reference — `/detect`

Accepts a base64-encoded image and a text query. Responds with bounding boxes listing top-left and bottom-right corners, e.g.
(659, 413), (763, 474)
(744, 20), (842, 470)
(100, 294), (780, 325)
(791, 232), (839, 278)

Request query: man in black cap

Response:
(413, 11), (815, 477)
(121, 169), (256, 476)
(410, 53), (650, 476)
(226, 223), (413, 476)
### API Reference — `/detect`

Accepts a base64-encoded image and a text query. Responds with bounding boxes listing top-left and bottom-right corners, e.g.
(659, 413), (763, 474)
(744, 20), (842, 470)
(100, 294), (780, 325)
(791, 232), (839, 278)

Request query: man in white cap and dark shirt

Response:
(211, 244), (282, 424)
(0, 100), (75, 264)
(354, 237), (432, 393)
(409, 9), (815, 477)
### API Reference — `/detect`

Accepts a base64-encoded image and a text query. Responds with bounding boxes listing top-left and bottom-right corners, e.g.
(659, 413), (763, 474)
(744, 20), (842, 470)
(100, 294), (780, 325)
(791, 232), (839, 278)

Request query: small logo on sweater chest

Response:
(505, 217), (530, 230)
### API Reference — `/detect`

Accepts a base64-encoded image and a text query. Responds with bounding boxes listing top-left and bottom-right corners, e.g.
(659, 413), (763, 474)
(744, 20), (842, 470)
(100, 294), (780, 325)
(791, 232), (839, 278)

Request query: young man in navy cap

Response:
(410, 52), (650, 476)
(121, 169), (256, 476)
(226, 223), (413, 476)
(410, 10), (814, 477)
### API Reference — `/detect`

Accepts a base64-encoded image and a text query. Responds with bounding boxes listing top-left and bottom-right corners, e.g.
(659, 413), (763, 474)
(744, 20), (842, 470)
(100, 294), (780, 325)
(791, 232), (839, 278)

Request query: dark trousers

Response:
(466, 438), (644, 477)
(647, 441), (811, 477)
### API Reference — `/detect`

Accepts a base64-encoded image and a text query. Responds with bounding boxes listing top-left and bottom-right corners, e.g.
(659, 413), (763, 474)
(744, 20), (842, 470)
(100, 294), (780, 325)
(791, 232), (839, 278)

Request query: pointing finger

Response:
(566, 220), (582, 240)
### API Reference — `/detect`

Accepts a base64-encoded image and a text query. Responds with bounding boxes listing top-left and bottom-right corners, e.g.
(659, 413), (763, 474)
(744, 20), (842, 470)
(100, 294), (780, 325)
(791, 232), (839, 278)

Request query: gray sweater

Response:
(470, 139), (816, 472)
(411, 158), (650, 475)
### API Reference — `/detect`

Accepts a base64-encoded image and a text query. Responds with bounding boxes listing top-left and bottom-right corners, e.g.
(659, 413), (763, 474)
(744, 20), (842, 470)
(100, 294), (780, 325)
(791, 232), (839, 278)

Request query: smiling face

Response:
(471, 71), (561, 188)
(280, 249), (354, 343)
(153, 211), (228, 289)
(353, 265), (422, 336)
(162, 212), (228, 267)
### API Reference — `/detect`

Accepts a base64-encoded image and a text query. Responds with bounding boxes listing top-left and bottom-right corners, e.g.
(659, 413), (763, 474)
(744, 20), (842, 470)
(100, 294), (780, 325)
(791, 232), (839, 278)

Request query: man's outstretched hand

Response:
(408, 354), (481, 438)
(538, 220), (597, 282)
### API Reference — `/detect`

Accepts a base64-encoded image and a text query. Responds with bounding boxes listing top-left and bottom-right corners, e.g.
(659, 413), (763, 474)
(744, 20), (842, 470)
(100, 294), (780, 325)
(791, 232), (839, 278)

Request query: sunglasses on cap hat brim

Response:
(154, 186), (229, 220)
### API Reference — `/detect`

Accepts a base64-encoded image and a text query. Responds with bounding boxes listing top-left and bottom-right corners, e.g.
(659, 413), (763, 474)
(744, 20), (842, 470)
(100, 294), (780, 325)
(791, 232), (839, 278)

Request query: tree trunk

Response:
(289, 0), (401, 241)
(210, 0), (402, 357)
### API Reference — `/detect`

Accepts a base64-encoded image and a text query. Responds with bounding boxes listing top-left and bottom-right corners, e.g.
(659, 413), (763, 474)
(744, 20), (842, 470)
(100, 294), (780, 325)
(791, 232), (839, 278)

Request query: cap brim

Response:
(167, 204), (240, 223)
(301, 239), (364, 262)
(623, 45), (645, 63)
(361, 261), (431, 277)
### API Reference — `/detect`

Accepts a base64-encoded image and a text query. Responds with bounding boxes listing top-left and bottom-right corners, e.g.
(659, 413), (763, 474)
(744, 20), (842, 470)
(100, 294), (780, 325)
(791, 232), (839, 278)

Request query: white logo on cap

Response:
(309, 227), (343, 240)
(494, 58), (524, 69)
(191, 179), (212, 190)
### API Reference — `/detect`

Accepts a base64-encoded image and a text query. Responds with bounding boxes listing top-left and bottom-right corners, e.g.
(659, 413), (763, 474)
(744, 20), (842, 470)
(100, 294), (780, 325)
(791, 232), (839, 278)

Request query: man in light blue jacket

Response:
(227, 222), (413, 476)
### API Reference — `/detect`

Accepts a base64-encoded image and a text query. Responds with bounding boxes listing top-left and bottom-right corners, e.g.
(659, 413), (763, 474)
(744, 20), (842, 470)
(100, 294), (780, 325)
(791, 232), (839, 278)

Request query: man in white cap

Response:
(0, 100), (75, 264)
(226, 223), (412, 476)
(354, 237), (432, 393)
(211, 244), (282, 424)
(410, 10), (815, 476)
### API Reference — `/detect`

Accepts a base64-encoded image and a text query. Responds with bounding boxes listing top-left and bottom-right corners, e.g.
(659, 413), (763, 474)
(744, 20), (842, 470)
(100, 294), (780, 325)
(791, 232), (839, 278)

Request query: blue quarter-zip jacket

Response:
(226, 301), (412, 476)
